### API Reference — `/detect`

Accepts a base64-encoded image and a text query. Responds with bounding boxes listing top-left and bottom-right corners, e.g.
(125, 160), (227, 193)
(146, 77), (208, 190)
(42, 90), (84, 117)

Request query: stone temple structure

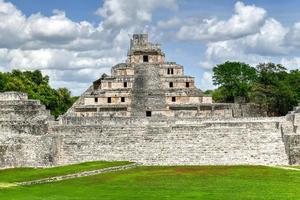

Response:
(67, 34), (260, 118)
(70, 33), (213, 118)
(1, 34), (300, 168)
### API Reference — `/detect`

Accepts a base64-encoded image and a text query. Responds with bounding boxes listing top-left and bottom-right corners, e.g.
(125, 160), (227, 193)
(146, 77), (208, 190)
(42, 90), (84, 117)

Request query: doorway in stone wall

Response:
(146, 111), (152, 117)
(143, 55), (149, 62)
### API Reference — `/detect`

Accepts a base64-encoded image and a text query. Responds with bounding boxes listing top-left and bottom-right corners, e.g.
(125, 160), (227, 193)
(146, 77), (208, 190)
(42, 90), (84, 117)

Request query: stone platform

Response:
(1, 92), (300, 168)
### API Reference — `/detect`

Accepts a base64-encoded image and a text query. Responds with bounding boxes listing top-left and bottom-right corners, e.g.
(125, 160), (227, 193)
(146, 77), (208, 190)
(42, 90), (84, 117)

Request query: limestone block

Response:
(0, 92), (28, 101)
(294, 113), (300, 126)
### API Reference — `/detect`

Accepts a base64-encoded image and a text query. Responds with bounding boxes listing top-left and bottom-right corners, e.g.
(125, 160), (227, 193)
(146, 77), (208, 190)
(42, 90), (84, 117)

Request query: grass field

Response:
(0, 160), (131, 183)
(1, 163), (300, 200)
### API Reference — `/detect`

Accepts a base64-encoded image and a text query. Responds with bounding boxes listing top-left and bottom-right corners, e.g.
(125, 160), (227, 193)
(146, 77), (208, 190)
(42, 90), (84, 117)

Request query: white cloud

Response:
(1, 0), (300, 95)
(0, 48), (120, 71)
(280, 57), (300, 70)
(200, 18), (289, 70)
(178, 1), (300, 91)
(0, 0), (178, 95)
(27, 10), (79, 43)
(0, 0), (28, 48)
(177, 1), (266, 41)
(200, 71), (215, 91)
(288, 22), (300, 47)
(157, 17), (182, 29)
(96, 0), (177, 29)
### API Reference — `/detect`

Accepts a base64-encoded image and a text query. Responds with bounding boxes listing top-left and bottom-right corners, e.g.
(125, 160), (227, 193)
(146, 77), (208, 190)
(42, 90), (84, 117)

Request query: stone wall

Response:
(0, 93), (56, 168)
(1, 92), (300, 168)
(131, 63), (167, 116)
(281, 106), (300, 165)
(0, 92), (28, 101)
(51, 117), (289, 166)
(0, 132), (57, 168)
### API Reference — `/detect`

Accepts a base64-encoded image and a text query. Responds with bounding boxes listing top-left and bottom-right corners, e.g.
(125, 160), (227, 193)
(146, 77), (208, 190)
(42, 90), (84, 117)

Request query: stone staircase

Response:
(0, 92), (56, 168)
(0, 93), (54, 135)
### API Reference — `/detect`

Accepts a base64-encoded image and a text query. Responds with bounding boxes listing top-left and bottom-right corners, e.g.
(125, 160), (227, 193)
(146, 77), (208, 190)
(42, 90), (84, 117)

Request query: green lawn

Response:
(287, 166), (300, 169)
(0, 160), (131, 183)
(1, 165), (300, 200)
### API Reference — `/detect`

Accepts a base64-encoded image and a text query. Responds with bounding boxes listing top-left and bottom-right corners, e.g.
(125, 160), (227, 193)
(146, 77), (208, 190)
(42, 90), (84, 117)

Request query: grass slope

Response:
(0, 161), (131, 183)
(1, 165), (300, 200)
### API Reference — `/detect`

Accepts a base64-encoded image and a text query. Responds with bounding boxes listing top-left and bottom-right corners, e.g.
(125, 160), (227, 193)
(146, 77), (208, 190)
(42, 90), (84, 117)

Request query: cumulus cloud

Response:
(0, 0), (28, 48)
(203, 19), (288, 59)
(177, 1), (266, 41)
(157, 17), (182, 29)
(174, 1), (300, 90)
(27, 10), (79, 43)
(96, 0), (177, 29)
(1, 0), (300, 95)
(0, 0), (178, 95)
(280, 57), (300, 71)
(199, 18), (290, 70)
(287, 22), (300, 47)
(200, 71), (214, 91)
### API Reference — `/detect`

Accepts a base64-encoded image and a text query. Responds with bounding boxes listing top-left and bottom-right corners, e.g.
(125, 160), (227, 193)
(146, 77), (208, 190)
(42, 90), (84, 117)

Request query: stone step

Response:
(0, 124), (48, 135)
(0, 105), (48, 111)
(0, 100), (40, 106)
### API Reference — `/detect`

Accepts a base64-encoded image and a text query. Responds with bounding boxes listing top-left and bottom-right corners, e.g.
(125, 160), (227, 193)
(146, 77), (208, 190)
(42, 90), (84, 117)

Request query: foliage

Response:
(212, 61), (257, 103)
(211, 87), (227, 103)
(203, 90), (213, 95)
(251, 63), (300, 116)
(0, 70), (78, 118)
(1, 166), (300, 199)
(212, 62), (300, 116)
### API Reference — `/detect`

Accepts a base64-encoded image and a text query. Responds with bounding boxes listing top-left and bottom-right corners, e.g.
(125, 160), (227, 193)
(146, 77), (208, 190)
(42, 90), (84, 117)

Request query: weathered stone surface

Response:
(0, 92), (55, 168)
(1, 92), (300, 167)
(67, 34), (253, 118)
(282, 105), (300, 165)
(0, 92), (28, 101)
(131, 63), (166, 116)
(50, 117), (288, 166)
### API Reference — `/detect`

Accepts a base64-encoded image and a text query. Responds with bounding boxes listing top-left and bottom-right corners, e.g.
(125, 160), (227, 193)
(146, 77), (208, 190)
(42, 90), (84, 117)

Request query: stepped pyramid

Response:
(66, 34), (239, 118)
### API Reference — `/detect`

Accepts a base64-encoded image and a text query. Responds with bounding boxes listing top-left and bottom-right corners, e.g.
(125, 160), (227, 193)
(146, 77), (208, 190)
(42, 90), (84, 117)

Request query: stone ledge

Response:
(0, 92), (28, 101)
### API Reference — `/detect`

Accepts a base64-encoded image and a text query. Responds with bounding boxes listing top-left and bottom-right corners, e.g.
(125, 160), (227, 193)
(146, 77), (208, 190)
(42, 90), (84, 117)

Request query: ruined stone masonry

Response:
(68, 34), (246, 118)
(1, 34), (300, 168)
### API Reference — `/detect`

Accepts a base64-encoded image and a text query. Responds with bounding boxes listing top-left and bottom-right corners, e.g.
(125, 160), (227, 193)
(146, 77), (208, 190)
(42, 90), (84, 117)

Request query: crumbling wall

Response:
(0, 92), (56, 168)
(0, 133), (58, 168)
(0, 92), (28, 101)
(281, 106), (300, 165)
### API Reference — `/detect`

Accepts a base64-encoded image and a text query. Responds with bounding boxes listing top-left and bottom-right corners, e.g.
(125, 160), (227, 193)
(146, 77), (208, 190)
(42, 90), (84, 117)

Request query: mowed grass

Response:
(0, 160), (131, 183)
(1, 165), (300, 200)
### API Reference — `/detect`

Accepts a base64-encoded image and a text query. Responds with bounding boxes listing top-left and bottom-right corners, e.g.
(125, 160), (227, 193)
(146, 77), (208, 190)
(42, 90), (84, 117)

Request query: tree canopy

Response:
(212, 61), (257, 103)
(211, 61), (300, 116)
(0, 70), (78, 118)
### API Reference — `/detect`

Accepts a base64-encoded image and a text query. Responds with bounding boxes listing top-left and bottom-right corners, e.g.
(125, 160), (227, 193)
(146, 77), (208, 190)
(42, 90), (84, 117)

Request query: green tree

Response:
(211, 62), (300, 116)
(0, 69), (78, 118)
(251, 63), (299, 116)
(212, 61), (257, 103)
(211, 87), (227, 103)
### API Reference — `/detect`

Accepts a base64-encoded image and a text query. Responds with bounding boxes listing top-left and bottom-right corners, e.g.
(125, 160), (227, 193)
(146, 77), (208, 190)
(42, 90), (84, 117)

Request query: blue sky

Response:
(1, 0), (300, 95)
